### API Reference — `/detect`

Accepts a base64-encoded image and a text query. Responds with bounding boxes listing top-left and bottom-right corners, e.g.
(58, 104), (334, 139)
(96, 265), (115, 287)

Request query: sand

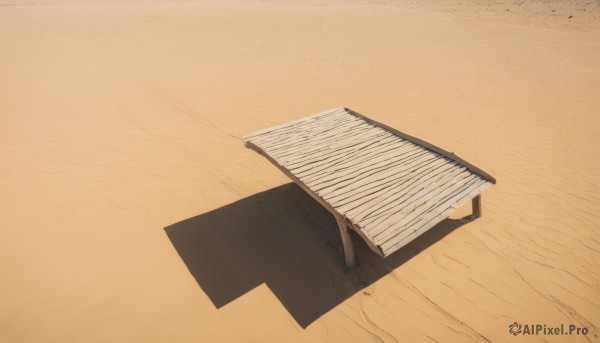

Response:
(1, 0), (599, 342)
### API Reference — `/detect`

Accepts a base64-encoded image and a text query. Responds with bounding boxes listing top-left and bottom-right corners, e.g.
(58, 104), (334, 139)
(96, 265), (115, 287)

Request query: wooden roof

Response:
(244, 108), (495, 258)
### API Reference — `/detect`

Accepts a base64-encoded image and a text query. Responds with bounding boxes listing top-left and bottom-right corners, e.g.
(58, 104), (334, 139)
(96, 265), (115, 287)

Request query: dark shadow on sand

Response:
(164, 183), (467, 328)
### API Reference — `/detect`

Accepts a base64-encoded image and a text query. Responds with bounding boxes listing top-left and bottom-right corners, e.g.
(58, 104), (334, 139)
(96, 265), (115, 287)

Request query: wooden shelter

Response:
(244, 108), (495, 268)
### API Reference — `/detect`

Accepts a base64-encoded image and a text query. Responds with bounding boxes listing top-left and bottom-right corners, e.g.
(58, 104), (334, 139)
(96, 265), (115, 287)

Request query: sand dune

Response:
(1, 1), (599, 342)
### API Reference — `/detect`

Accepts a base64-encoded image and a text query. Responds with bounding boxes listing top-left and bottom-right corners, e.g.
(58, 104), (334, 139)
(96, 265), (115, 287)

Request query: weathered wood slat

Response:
(301, 140), (417, 185)
(258, 116), (367, 153)
(378, 178), (487, 249)
(404, 179), (490, 234)
(327, 153), (441, 215)
(251, 112), (359, 150)
(369, 172), (477, 241)
(282, 131), (395, 169)
(289, 134), (394, 178)
(297, 138), (409, 187)
(281, 128), (396, 162)
(274, 124), (387, 163)
(359, 164), (468, 226)
(307, 140), (415, 192)
(395, 178), (487, 237)
(320, 149), (432, 204)
(321, 152), (441, 206)
(379, 180), (491, 253)
(243, 108), (345, 140)
(260, 112), (364, 146)
(244, 107), (495, 261)
(363, 168), (472, 234)
(340, 157), (451, 218)
(287, 133), (391, 176)
(267, 124), (375, 161)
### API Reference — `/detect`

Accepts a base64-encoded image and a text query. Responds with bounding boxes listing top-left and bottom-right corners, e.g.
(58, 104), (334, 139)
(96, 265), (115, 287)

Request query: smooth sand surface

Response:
(1, 1), (599, 342)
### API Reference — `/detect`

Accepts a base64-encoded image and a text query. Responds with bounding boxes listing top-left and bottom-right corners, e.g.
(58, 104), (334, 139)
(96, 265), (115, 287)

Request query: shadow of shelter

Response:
(164, 183), (466, 328)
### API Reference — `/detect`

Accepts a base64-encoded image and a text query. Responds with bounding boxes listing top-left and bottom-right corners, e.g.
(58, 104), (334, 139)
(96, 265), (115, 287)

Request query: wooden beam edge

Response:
(345, 108), (497, 184)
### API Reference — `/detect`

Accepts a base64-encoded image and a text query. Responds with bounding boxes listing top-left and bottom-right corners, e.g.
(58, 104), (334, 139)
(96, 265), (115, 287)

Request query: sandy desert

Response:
(1, 0), (599, 342)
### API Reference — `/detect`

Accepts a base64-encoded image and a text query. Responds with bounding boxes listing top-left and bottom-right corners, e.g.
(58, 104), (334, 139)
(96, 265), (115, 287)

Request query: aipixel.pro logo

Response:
(508, 322), (589, 336)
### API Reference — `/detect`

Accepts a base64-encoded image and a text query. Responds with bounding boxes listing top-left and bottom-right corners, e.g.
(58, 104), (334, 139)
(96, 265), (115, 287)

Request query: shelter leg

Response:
(334, 214), (355, 268)
(471, 195), (482, 219)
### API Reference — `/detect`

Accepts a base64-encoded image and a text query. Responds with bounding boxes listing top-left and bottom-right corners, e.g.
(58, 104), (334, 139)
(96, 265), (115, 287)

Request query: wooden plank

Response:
(380, 181), (492, 255)
(243, 107), (345, 140)
(378, 179), (488, 251)
(262, 122), (371, 160)
(301, 143), (418, 186)
(282, 130), (394, 168)
(321, 149), (432, 204)
(327, 153), (441, 214)
(280, 129), (396, 163)
(347, 164), (462, 231)
(324, 149), (438, 200)
(255, 115), (366, 153)
(301, 138), (403, 175)
(288, 132), (392, 177)
(340, 157), (451, 218)
(295, 133), (426, 181)
(400, 178), (487, 233)
(306, 140), (414, 191)
(371, 172), (472, 233)
(289, 136), (401, 181)
(370, 173), (478, 242)
(249, 112), (358, 150)
(301, 140), (417, 185)
(364, 169), (473, 236)
(360, 165), (468, 227)
(345, 108), (496, 184)
(327, 156), (446, 213)
(271, 122), (381, 161)
(257, 112), (363, 144)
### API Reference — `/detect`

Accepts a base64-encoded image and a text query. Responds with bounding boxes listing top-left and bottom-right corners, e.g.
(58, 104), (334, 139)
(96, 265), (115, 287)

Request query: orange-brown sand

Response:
(1, 1), (599, 342)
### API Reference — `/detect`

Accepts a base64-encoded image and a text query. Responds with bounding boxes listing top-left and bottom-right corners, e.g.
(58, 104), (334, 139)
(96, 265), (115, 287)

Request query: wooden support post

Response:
(471, 194), (482, 219)
(334, 214), (355, 269)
